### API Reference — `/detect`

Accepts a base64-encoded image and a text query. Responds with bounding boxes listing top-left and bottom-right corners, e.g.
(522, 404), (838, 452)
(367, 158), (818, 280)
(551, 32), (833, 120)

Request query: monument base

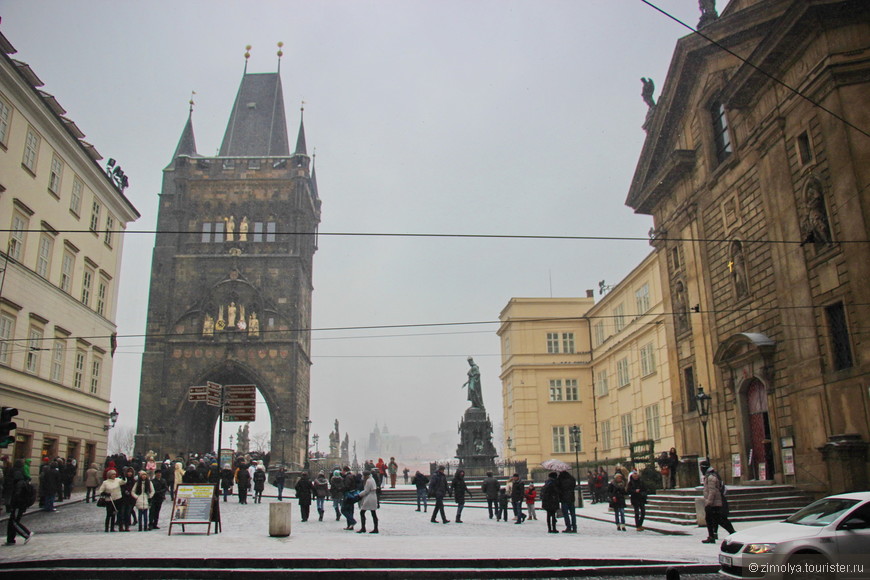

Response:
(455, 406), (498, 477)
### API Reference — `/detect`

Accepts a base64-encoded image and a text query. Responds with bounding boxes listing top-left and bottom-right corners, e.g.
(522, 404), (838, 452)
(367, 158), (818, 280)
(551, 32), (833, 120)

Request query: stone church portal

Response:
(136, 59), (321, 465)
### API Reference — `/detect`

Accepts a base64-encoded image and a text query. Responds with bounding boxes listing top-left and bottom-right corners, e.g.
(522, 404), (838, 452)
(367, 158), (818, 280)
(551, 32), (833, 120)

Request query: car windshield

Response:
(785, 498), (859, 526)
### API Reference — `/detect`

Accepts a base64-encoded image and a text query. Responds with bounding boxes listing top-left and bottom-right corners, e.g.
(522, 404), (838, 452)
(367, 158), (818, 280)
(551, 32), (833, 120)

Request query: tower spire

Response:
(170, 93), (198, 161)
(294, 101), (307, 156)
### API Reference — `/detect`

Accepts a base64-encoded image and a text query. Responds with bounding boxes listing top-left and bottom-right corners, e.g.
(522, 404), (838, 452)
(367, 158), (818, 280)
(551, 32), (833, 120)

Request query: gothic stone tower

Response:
(136, 66), (321, 466)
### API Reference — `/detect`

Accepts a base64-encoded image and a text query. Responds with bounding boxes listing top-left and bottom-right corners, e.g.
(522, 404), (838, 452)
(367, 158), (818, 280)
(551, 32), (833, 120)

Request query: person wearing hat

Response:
(357, 470), (380, 533)
(700, 460), (735, 543)
(427, 465), (450, 524)
(313, 471), (330, 521)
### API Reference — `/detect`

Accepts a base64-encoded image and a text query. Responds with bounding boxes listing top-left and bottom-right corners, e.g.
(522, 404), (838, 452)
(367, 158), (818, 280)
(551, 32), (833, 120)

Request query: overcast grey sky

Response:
(3, 1), (701, 456)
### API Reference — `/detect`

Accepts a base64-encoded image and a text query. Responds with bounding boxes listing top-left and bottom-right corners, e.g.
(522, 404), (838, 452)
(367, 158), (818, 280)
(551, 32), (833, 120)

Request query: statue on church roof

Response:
(641, 77), (656, 109)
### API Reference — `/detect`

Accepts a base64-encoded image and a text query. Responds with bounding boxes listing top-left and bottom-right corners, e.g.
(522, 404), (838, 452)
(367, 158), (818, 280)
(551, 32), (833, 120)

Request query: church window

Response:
(710, 100), (733, 164)
(266, 221), (276, 242)
(797, 131), (813, 165)
(253, 222), (263, 242)
(201, 222), (212, 243)
(213, 221), (225, 243)
(684, 366), (697, 412)
(826, 302), (853, 371)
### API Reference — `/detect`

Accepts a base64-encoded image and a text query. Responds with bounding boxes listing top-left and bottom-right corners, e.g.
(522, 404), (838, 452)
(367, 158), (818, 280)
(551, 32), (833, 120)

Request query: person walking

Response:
(5, 460), (34, 545)
(235, 462), (251, 504)
(403, 467), (410, 485)
(132, 471), (153, 532)
(524, 483), (538, 520)
(541, 472), (560, 533)
(509, 473), (526, 524)
(62, 458), (76, 500)
(252, 465), (267, 503)
(701, 460), (735, 543)
(628, 471), (648, 531)
(41, 460), (61, 512)
(149, 470), (167, 530)
(95, 469), (122, 533)
(427, 465), (449, 524)
(608, 472), (628, 531)
(295, 471), (315, 522)
(84, 463), (102, 503)
(220, 464), (234, 502)
(313, 471), (329, 521)
(481, 471), (499, 519)
(557, 470), (577, 532)
(387, 457), (398, 489)
(274, 467), (287, 501)
(329, 469), (344, 521)
(118, 466), (137, 531)
(450, 470), (471, 523)
(412, 470), (429, 513)
(357, 470), (380, 533)
(341, 467), (360, 530)
(496, 487), (509, 522)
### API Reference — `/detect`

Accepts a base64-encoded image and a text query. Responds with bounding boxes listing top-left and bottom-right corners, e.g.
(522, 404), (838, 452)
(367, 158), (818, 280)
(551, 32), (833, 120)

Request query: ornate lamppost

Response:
(303, 417), (312, 470)
(103, 407), (119, 431)
(696, 386), (712, 461)
(570, 424), (584, 508)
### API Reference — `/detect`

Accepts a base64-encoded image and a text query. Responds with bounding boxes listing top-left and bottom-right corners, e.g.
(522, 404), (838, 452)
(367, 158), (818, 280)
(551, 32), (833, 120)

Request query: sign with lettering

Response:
(168, 485), (218, 535)
(223, 384), (256, 422)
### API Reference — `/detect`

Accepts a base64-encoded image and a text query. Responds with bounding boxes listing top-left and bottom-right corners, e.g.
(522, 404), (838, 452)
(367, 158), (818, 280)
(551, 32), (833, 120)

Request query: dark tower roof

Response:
(294, 111), (307, 156)
(219, 72), (289, 157)
(172, 111), (198, 159)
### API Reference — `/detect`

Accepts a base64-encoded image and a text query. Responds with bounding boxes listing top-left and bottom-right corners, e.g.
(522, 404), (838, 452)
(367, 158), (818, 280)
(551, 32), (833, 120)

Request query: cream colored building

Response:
(498, 297), (595, 467)
(588, 251), (674, 463)
(0, 31), (139, 472)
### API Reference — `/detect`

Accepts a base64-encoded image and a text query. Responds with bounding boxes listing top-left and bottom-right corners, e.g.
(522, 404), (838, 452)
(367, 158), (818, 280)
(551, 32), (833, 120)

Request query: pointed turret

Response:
(294, 109), (307, 156)
(172, 110), (198, 159)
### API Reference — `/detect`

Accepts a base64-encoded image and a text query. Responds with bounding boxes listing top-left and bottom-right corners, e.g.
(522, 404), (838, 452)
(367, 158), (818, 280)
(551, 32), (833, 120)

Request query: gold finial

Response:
(245, 45), (252, 59)
(277, 41), (284, 58)
(189, 90), (196, 114)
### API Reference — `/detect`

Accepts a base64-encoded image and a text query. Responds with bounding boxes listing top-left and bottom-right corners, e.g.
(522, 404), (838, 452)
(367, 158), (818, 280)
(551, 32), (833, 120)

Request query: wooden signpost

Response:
(168, 484), (221, 535)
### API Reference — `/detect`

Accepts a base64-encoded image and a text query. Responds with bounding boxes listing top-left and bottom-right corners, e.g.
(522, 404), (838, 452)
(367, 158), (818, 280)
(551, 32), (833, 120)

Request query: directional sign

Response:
(188, 385), (208, 402)
(205, 381), (222, 407)
(222, 384), (255, 422)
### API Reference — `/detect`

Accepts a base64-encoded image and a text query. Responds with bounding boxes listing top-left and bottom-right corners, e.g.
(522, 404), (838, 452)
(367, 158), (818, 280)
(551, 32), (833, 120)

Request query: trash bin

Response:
(269, 501), (292, 537)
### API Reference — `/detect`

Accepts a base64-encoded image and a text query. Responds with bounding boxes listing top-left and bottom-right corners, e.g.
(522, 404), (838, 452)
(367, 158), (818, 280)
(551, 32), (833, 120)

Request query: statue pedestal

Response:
(456, 406), (498, 477)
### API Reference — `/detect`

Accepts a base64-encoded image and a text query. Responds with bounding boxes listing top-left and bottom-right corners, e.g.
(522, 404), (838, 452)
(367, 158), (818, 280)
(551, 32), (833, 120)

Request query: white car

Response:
(719, 491), (870, 579)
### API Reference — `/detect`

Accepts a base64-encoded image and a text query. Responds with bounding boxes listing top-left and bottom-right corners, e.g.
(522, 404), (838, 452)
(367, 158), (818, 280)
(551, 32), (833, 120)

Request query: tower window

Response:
(797, 131), (813, 165)
(826, 302), (853, 371)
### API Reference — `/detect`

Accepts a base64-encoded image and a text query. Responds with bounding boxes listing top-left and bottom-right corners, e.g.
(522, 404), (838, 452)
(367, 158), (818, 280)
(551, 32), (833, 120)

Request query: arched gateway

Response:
(135, 64), (321, 465)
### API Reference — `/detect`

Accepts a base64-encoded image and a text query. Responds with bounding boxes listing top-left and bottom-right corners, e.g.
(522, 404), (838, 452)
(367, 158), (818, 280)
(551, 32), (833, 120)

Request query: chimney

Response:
(586, 289), (594, 298)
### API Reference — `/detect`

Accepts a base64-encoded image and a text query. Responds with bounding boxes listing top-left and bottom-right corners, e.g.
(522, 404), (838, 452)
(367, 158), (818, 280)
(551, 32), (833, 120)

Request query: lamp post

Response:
(103, 407), (119, 431)
(570, 424), (584, 508)
(303, 417), (312, 470)
(696, 386), (712, 462)
(280, 428), (287, 467)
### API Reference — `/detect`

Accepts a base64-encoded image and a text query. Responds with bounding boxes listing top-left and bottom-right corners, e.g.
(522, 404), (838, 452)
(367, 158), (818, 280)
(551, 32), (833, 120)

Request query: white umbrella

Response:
(541, 459), (571, 472)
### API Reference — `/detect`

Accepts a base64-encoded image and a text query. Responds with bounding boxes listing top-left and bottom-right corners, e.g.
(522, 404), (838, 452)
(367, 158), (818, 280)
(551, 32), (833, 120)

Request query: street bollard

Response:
(269, 501), (292, 537)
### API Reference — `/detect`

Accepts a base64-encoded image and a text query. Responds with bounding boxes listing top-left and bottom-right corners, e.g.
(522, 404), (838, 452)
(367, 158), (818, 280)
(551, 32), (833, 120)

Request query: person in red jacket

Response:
(524, 483), (538, 520)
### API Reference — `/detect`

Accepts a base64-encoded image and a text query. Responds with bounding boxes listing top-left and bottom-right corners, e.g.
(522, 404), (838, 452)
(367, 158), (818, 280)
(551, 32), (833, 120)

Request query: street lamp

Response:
(570, 425), (584, 508)
(103, 407), (119, 431)
(696, 386), (712, 461)
(303, 417), (312, 470)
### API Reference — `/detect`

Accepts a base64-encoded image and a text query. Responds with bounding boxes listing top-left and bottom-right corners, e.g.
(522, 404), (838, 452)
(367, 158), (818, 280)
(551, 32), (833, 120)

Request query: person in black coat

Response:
(220, 464), (234, 502)
(480, 471), (500, 519)
(450, 470), (471, 523)
(627, 471), (648, 531)
(253, 466), (267, 503)
(509, 473), (526, 524)
(235, 464), (251, 504)
(295, 472), (315, 521)
(412, 471), (429, 512)
(541, 472), (560, 533)
(149, 470), (168, 530)
(41, 461), (62, 512)
(427, 466), (449, 524)
(5, 461), (33, 545)
(557, 470), (577, 533)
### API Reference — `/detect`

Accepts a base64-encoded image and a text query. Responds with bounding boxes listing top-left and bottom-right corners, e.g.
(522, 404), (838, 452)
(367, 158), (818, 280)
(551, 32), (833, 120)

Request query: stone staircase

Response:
(633, 485), (816, 526)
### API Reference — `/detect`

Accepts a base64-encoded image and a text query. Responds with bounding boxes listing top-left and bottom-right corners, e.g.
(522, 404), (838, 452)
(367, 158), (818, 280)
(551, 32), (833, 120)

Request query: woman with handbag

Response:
(95, 469), (122, 532)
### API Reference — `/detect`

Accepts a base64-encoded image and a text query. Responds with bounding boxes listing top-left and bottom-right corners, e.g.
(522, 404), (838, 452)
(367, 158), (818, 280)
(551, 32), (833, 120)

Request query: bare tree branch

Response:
(250, 431), (271, 454)
(108, 426), (135, 456)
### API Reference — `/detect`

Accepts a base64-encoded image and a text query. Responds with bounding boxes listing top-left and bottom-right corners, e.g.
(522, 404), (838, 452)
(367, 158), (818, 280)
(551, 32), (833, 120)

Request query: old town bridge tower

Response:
(136, 60), (321, 464)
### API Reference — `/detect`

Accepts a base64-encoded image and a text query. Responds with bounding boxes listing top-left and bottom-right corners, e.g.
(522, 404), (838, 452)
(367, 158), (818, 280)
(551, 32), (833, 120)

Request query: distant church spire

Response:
(171, 92), (198, 160)
(295, 102), (308, 156)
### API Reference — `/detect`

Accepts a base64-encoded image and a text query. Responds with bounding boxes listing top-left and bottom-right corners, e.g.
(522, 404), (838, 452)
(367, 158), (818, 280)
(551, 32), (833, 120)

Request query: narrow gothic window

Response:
(826, 302), (853, 371)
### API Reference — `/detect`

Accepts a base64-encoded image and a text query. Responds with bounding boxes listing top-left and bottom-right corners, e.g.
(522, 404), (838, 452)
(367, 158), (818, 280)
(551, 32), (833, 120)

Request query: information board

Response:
(168, 485), (218, 535)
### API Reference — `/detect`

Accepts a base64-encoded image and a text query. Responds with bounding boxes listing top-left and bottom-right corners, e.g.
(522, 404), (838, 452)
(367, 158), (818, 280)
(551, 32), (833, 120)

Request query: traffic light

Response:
(0, 407), (18, 448)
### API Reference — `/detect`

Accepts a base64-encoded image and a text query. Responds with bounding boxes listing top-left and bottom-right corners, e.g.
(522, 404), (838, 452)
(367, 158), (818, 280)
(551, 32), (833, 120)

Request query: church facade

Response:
(135, 63), (321, 465)
(626, 0), (870, 493)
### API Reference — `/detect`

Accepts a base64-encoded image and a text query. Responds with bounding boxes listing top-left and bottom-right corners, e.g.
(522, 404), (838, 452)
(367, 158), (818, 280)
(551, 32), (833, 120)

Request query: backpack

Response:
(16, 479), (37, 508)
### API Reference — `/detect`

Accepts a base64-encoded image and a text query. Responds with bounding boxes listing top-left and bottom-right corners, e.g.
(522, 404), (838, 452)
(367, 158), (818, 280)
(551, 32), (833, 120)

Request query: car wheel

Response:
(784, 552), (833, 580)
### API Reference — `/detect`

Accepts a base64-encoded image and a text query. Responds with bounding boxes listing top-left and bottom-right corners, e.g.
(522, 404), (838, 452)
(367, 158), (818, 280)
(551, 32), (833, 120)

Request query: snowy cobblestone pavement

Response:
(0, 485), (754, 565)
